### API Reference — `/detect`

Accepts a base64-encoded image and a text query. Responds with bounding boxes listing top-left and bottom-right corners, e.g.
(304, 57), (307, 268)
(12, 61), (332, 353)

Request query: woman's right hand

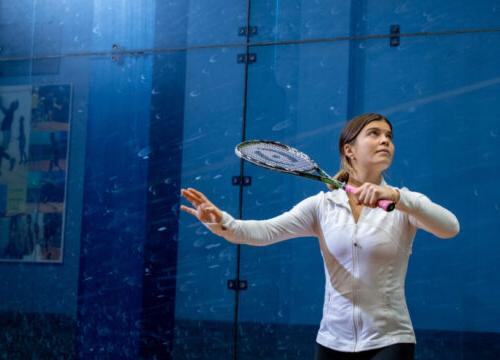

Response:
(180, 188), (223, 224)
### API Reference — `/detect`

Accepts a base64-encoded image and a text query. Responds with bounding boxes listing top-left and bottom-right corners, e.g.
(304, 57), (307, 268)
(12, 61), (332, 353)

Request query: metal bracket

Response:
(232, 176), (252, 186)
(238, 26), (258, 37)
(227, 279), (248, 291)
(111, 43), (124, 63)
(237, 53), (256, 64)
(390, 25), (400, 47)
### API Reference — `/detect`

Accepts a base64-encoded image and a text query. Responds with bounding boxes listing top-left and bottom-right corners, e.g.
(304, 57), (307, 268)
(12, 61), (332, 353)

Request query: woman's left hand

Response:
(350, 183), (399, 208)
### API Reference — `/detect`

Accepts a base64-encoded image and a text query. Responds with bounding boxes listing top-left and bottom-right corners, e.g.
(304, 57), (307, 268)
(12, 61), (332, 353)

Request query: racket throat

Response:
(321, 177), (345, 190)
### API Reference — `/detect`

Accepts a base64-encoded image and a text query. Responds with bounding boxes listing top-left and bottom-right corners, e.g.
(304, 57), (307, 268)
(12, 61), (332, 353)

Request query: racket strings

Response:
(238, 142), (316, 172)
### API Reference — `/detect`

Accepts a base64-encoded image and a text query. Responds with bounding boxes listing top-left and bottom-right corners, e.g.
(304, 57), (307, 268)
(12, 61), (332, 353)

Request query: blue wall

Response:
(0, 0), (499, 359)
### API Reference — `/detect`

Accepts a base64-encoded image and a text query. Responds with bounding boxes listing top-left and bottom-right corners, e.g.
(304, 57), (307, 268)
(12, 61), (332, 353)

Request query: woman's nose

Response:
(381, 134), (392, 144)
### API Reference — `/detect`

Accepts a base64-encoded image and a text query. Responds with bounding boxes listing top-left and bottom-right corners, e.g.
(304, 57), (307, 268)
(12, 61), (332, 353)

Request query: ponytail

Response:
(328, 157), (354, 190)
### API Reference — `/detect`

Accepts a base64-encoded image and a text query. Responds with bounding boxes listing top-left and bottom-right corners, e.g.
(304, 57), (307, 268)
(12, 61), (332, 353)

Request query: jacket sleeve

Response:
(395, 188), (460, 239)
(203, 194), (321, 246)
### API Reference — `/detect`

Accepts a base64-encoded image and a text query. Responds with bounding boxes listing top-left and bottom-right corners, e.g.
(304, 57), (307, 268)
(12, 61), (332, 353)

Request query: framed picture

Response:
(0, 84), (71, 263)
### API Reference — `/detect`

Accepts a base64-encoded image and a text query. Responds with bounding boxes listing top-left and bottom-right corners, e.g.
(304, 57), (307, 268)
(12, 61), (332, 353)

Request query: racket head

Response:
(235, 140), (319, 174)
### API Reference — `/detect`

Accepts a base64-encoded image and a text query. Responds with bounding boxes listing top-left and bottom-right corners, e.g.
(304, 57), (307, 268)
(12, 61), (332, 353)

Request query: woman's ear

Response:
(344, 143), (355, 160)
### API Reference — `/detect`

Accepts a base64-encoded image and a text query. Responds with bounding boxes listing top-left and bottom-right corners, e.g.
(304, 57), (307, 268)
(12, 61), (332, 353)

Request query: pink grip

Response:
(344, 184), (356, 193)
(343, 185), (395, 212)
(377, 199), (396, 212)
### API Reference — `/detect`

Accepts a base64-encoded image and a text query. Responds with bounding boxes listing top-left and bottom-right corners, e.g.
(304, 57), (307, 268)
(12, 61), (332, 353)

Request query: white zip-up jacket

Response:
(204, 179), (460, 352)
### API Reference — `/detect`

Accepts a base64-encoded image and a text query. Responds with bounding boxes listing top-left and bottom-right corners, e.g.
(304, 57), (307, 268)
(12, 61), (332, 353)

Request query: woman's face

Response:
(344, 120), (395, 172)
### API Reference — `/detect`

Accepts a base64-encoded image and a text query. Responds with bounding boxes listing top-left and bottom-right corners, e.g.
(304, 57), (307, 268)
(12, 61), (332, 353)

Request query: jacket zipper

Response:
(352, 224), (359, 352)
(352, 207), (365, 352)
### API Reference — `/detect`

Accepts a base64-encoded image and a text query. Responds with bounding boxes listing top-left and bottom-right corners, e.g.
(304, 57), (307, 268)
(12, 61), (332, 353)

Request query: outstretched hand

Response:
(180, 188), (223, 224)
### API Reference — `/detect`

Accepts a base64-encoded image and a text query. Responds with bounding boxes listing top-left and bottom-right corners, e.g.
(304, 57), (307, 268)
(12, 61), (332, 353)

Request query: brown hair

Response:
(331, 113), (393, 187)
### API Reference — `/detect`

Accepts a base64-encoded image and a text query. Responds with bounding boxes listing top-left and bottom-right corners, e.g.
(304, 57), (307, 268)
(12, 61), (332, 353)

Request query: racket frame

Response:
(235, 140), (345, 190)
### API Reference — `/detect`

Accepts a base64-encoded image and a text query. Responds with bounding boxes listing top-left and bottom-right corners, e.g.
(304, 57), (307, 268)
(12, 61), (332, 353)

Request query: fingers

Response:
(180, 204), (197, 217)
(360, 185), (374, 207)
(367, 187), (378, 207)
(188, 188), (209, 202)
(181, 188), (203, 206)
(180, 187), (222, 222)
(180, 204), (222, 224)
(181, 188), (208, 203)
(182, 188), (202, 201)
(355, 184), (379, 208)
(356, 184), (368, 206)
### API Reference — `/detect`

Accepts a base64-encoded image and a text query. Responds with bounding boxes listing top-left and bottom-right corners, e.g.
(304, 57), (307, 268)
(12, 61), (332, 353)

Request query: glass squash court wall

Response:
(0, 1), (499, 359)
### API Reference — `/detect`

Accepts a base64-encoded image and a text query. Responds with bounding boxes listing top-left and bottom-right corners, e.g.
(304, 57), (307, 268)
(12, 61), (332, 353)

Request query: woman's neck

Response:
(348, 169), (382, 186)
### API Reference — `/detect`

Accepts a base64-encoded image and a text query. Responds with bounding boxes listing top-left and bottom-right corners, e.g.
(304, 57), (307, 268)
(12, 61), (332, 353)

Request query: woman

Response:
(180, 113), (460, 360)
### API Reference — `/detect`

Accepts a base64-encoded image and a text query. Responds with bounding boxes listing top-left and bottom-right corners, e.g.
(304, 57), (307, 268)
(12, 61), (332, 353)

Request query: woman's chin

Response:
(372, 161), (392, 172)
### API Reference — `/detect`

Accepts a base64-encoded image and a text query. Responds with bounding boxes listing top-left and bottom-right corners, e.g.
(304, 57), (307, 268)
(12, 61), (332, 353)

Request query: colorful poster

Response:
(0, 84), (71, 263)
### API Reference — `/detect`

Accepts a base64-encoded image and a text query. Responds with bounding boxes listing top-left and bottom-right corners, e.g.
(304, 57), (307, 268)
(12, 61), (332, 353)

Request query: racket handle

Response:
(344, 185), (396, 212)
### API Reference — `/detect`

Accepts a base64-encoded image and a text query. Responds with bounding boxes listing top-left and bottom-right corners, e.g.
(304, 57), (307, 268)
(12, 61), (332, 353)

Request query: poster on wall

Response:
(0, 84), (71, 263)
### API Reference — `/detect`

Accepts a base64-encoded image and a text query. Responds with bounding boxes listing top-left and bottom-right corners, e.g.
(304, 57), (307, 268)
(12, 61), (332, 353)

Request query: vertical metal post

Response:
(233, 1), (253, 359)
